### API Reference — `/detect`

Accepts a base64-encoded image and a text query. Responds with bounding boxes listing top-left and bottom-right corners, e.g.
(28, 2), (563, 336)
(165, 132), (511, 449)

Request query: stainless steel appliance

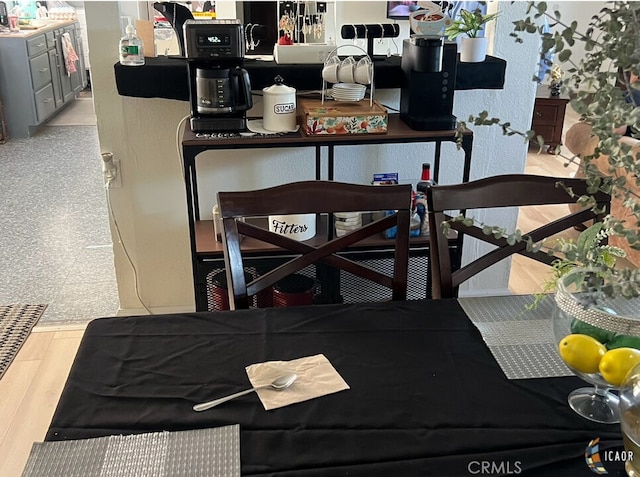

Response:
(184, 19), (253, 132)
(0, 2), (8, 29)
(400, 36), (458, 131)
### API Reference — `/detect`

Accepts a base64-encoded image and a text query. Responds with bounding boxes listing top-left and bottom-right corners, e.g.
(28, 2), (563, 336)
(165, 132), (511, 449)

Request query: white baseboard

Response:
(116, 305), (196, 317)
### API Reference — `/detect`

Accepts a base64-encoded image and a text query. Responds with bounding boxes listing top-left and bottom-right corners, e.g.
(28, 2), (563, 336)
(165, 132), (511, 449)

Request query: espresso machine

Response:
(184, 20), (253, 132)
(400, 36), (458, 131)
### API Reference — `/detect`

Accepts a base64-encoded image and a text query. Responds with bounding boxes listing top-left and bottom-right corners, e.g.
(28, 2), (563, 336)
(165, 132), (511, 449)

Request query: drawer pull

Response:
(43, 98), (53, 103)
(36, 42), (45, 47)
(534, 111), (542, 117)
(39, 68), (49, 73)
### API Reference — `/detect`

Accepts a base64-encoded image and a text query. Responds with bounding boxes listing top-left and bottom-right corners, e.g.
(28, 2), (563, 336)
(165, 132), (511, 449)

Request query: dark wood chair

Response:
(426, 174), (611, 299)
(218, 181), (412, 310)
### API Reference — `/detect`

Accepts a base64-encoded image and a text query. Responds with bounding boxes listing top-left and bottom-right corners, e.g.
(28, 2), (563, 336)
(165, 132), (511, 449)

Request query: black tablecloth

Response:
(46, 300), (625, 476)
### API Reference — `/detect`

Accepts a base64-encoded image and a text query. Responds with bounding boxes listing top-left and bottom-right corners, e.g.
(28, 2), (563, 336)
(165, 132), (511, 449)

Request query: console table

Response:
(531, 85), (570, 153)
(182, 114), (473, 311)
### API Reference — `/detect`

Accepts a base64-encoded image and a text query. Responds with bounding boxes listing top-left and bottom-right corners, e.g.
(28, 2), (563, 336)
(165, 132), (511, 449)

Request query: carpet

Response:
(0, 304), (47, 379)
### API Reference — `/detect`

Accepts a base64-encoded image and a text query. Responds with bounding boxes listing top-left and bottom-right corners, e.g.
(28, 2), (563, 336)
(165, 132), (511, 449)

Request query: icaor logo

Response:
(585, 438), (608, 474)
(585, 437), (633, 475)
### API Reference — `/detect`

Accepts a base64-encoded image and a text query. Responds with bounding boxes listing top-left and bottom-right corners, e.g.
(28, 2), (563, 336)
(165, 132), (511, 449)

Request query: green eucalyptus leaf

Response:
(558, 49), (572, 62)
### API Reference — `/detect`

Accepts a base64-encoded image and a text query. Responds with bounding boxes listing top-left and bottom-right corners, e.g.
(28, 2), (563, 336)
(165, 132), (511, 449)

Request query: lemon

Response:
(570, 319), (617, 345)
(558, 334), (607, 374)
(598, 347), (640, 387)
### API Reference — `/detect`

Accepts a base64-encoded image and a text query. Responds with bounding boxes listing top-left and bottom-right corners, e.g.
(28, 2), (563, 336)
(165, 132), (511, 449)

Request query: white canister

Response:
(268, 214), (316, 241)
(262, 75), (297, 132)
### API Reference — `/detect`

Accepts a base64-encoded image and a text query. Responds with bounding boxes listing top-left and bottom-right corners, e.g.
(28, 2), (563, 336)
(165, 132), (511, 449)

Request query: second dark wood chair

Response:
(217, 180), (412, 310)
(426, 174), (611, 299)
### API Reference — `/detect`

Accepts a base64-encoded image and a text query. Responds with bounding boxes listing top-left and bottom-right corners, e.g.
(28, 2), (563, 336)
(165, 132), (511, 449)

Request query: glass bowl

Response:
(552, 269), (640, 424)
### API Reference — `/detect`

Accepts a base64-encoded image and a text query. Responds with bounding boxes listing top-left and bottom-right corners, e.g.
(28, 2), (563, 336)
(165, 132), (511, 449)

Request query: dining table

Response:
(38, 297), (628, 476)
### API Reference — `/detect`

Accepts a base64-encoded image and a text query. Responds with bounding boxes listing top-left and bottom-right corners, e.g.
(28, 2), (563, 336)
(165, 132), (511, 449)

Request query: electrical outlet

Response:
(104, 158), (122, 188)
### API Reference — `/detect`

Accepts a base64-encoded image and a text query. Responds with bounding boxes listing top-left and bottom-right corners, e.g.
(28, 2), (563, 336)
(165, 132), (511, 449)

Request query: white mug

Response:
(322, 56), (340, 84)
(354, 57), (373, 85)
(337, 57), (356, 84)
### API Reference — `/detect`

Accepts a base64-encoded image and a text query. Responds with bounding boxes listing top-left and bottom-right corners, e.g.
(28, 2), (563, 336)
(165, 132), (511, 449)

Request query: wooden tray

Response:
(298, 98), (388, 135)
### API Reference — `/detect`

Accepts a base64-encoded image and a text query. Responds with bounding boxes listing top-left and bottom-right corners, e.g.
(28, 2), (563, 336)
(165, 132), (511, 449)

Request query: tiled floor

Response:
(0, 96), (119, 328)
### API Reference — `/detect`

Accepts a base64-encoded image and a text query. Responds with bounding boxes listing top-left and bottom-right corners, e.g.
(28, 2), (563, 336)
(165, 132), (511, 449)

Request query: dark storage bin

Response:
(209, 271), (253, 310)
(273, 274), (315, 307)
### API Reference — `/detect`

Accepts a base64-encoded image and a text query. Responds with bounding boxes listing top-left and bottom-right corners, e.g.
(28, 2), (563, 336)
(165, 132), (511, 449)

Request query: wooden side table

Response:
(531, 85), (570, 153)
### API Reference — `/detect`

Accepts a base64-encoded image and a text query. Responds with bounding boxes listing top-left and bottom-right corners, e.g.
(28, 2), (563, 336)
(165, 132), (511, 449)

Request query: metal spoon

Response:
(193, 373), (298, 412)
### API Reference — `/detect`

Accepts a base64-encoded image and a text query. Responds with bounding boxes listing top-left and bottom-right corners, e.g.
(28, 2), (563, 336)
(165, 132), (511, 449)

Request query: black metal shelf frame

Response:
(182, 117), (473, 311)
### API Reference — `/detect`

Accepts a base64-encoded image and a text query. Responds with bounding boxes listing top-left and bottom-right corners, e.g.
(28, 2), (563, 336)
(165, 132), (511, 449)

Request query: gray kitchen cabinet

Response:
(0, 21), (87, 138)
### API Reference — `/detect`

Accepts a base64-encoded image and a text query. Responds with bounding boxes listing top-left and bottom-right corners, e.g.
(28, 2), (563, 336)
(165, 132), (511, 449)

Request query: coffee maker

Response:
(184, 20), (253, 132)
(0, 2), (8, 29)
(400, 36), (458, 131)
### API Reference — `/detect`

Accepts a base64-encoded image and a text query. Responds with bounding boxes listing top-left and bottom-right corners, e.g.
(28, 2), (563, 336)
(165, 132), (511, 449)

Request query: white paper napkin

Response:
(245, 354), (349, 410)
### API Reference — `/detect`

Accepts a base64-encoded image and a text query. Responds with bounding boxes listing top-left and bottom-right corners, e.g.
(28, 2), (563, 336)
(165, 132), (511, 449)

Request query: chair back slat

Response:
(219, 181), (412, 218)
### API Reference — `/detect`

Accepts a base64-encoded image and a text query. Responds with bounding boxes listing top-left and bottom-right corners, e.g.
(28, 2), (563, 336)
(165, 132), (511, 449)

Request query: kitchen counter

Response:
(0, 20), (87, 137)
(0, 20), (76, 39)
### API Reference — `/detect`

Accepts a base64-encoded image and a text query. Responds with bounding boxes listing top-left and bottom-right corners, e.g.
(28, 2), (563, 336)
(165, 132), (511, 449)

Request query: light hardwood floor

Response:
(0, 328), (84, 477)
(508, 104), (581, 295)
(0, 107), (585, 477)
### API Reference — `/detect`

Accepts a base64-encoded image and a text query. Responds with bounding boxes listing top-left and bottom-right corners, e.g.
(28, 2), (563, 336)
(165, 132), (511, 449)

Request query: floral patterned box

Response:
(298, 99), (388, 135)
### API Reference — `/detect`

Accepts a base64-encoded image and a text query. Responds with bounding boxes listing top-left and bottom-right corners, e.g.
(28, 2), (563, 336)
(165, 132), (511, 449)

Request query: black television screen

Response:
(386, 1), (421, 20)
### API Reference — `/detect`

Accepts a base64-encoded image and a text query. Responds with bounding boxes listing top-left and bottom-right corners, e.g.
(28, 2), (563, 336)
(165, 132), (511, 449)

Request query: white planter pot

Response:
(460, 37), (488, 63)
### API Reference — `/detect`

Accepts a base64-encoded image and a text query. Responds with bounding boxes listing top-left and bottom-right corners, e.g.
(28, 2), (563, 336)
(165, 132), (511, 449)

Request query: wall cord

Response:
(104, 179), (153, 315)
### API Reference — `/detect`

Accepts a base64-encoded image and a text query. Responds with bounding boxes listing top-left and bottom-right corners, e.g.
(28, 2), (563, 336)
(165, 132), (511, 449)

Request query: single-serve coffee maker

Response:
(400, 36), (458, 131)
(184, 20), (253, 132)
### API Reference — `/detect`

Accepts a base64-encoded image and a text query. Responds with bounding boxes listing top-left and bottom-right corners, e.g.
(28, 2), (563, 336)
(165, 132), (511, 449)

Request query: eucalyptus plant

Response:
(454, 1), (640, 298)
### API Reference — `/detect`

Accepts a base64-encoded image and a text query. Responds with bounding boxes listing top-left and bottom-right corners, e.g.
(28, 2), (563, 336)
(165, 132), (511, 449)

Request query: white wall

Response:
(548, 2), (606, 85)
(453, 1), (541, 296)
(85, 1), (542, 313)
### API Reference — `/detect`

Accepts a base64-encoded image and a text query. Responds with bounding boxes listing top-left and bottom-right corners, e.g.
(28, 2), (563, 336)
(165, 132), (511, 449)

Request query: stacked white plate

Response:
(331, 83), (366, 102)
(335, 212), (363, 237)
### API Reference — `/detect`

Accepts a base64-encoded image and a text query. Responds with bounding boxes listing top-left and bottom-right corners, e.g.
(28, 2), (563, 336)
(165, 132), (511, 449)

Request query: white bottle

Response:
(119, 18), (144, 66)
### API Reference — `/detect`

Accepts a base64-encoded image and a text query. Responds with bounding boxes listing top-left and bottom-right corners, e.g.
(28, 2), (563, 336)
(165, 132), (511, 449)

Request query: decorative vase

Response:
(460, 37), (488, 63)
(549, 80), (562, 96)
(553, 268), (640, 424)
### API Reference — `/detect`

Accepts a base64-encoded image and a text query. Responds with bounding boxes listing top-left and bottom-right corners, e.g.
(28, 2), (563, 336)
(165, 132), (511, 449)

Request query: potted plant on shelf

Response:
(451, 1), (640, 428)
(445, 6), (500, 62)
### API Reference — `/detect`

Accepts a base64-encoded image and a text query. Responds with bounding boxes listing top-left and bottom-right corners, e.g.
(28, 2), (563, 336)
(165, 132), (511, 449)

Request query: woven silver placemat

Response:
(0, 304), (47, 380)
(458, 295), (572, 380)
(21, 425), (240, 477)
